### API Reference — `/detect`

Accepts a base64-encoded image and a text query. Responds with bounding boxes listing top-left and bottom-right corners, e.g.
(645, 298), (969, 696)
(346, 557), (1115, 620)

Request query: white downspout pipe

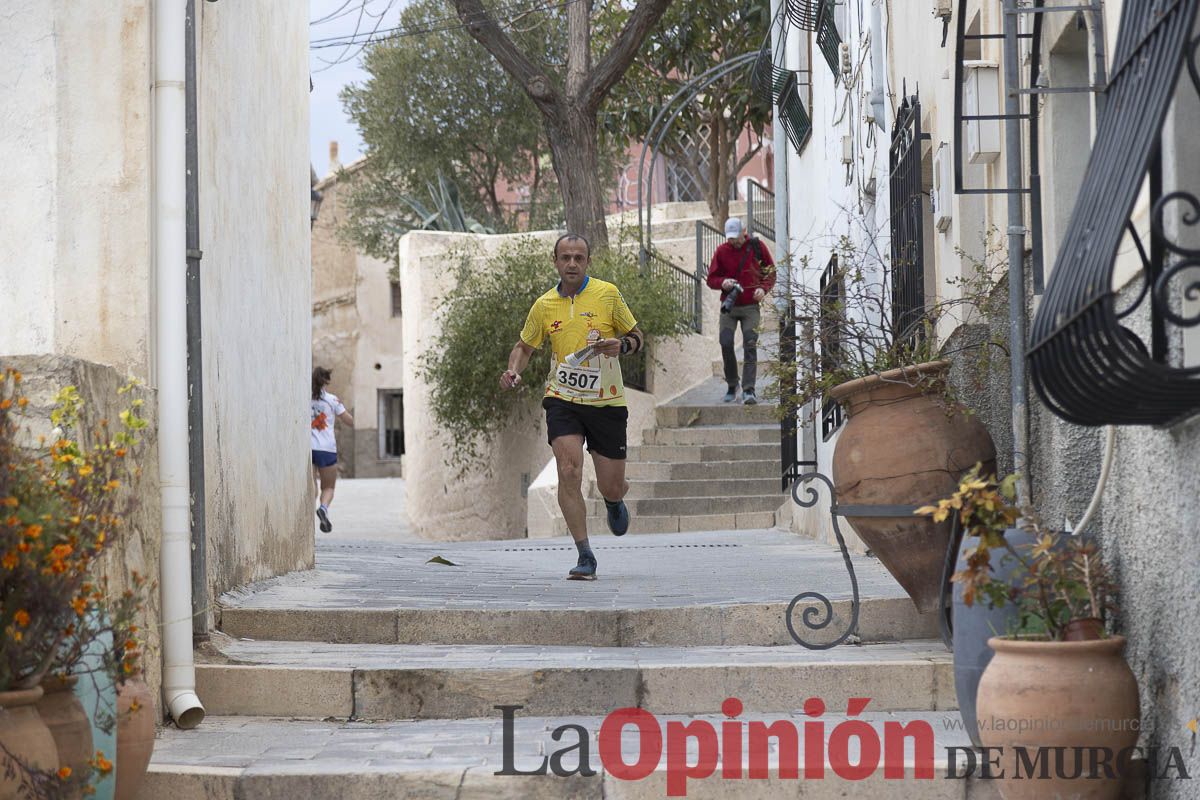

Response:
(154, 0), (205, 729)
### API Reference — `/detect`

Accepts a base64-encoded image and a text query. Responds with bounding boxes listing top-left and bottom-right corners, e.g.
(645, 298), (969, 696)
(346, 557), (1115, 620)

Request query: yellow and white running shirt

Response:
(519, 276), (638, 407)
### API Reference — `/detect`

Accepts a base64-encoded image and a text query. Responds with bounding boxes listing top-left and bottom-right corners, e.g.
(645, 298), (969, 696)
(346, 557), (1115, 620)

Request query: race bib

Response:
(554, 363), (602, 397)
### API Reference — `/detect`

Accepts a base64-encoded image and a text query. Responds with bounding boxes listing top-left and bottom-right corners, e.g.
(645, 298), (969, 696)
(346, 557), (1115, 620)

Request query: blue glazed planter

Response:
(951, 527), (1034, 747)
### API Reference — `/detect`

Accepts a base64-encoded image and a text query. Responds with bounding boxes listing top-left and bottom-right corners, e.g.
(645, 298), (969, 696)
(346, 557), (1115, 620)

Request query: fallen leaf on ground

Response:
(426, 556), (460, 566)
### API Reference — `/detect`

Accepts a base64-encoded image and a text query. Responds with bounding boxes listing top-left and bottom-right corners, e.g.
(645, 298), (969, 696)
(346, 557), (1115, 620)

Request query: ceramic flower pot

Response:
(976, 636), (1140, 800)
(114, 677), (155, 800)
(36, 676), (93, 798)
(829, 360), (997, 613)
(0, 686), (60, 796)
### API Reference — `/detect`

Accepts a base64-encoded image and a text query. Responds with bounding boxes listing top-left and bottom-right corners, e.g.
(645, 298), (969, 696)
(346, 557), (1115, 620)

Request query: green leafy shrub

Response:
(419, 237), (693, 468)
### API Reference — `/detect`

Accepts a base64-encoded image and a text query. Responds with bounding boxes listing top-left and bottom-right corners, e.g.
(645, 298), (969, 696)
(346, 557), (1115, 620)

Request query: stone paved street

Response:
(222, 530), (908, 610)
(315, 477), (419, 543)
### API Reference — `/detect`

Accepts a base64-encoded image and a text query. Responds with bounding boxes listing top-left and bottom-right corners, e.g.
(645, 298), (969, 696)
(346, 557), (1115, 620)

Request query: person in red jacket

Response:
(706, 218), (776, 404)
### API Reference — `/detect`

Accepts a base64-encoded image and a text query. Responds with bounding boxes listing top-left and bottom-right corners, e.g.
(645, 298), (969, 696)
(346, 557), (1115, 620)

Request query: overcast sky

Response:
(309, 0), (408, 177)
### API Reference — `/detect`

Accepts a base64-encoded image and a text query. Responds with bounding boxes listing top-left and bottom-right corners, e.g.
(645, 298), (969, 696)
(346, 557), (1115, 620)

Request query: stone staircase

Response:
(137, 532), (993, 799)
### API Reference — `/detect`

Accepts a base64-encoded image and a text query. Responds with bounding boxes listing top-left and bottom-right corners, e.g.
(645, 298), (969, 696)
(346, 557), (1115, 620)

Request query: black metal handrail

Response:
(646, 248), (703, 335)
(696, 220), (724, 280)
(747, 180), (776, 242)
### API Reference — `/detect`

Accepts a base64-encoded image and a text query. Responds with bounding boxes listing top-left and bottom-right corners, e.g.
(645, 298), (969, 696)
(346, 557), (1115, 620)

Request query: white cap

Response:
(724, 218), (744, 238)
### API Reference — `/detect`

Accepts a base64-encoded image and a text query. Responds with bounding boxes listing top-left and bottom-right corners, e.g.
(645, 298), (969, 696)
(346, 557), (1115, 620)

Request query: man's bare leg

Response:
(552, 434), (588, 540)
(591, 452), (629, 503)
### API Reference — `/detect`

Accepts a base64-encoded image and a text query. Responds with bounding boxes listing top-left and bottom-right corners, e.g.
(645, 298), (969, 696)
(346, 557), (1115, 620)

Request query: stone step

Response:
(195, 640), (954, 720)
(585, 494), (784, 518)
(642, 424), (778, 446)
(624, 458), (779, 481)
(618, 476), (781, 499)
(142, 711), (990, 800)
(711, 359), (782, 379)
(220, 594), (938, 648)
(627, 442), (780, 463)
(531, 510), (780, 537)
(656, 404), (778, 428)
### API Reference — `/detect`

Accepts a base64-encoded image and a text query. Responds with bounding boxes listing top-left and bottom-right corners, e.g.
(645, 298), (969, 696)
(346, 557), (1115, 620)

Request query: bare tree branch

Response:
(451, 0), (562, 113)
(581, 0), (674, 111)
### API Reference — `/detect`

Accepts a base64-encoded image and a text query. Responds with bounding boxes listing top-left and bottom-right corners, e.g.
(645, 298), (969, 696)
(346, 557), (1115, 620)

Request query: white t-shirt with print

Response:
(311, 391), (345, 453)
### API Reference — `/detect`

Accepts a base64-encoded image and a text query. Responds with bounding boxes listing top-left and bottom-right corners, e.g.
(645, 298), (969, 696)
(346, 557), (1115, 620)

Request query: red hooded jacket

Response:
(706, 237), (776, 307)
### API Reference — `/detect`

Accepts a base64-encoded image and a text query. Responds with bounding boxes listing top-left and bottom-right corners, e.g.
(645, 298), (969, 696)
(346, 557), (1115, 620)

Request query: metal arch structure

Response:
(636, 52), (760, 260)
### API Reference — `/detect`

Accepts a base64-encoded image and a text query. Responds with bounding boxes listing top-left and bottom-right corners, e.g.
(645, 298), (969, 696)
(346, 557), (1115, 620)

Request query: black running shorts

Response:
(542, 397), (628, 460)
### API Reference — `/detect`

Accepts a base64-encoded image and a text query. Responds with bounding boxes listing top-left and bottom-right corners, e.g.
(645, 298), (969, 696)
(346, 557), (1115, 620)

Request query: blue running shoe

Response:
(605, 499), (630, 536)
(568, 552), (598, 580)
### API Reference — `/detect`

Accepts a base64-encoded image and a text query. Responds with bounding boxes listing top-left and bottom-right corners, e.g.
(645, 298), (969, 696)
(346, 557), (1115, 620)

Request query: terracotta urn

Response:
(829, 360), (996, 613)
(114, 676), (155, 800)
(0, 686), (60, 796)
(36, 675), (93, 798)
(976, 636), (1140, 800)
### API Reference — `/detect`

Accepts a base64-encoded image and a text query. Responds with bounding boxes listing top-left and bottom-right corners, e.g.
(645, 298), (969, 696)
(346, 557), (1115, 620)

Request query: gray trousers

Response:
(719, 303), (761, 391)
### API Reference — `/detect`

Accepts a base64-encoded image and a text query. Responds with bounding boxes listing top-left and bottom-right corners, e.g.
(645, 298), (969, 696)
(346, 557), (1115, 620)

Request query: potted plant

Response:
(924, 468), (1139, 800)
(769, 231), (1006, 613)
(0, 369), (150, 798)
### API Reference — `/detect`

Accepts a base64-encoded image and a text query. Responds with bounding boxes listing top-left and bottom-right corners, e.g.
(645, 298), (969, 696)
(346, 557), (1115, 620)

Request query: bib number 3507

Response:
(556, 365), (600, 392)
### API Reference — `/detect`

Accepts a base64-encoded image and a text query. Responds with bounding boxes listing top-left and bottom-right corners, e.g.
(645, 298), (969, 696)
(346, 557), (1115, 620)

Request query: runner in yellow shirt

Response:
(499, 233), (645, 580)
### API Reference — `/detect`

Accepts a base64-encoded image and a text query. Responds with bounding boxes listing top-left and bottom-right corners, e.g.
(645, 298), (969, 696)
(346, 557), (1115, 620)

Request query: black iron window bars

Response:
(753, 3), (814, 154)
(951, 0), (1107, 295)
(889, 93), (931, 351)
(1028, 0), (1200, 427)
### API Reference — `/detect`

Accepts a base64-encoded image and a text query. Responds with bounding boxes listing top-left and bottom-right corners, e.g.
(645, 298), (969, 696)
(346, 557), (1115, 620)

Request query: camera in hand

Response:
(720, 281), (743, 314)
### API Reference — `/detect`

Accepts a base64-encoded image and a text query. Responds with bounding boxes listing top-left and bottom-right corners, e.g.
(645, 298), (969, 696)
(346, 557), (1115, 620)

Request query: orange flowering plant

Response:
(0, 368), (150, 692)
(916, 464), (1118, 641)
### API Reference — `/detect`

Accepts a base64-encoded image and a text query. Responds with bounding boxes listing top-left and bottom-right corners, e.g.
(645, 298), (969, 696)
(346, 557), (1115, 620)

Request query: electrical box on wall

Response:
(964, 61), (1001, 164)
(933, 0), (952, 18)
(931, 142), (953, 232)
(841, 135), (853, 165)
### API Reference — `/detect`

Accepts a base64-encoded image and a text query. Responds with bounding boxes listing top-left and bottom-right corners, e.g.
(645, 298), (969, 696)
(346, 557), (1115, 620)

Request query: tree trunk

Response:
(544, 108), (610, 250)
(706, 113), (734, 227)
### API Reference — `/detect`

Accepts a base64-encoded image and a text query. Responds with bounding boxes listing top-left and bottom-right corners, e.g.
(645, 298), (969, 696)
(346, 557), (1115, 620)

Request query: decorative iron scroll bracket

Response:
(788, 472), (959, 651)
(785, 473), (919, 651)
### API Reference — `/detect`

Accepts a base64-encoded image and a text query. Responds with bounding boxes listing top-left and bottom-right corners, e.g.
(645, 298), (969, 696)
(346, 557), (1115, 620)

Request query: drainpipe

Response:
(771, 0), (789, 297)
(1002, 0), (1031, 506)
(868, 1), (886, 132)
(184, 0), (208, 639)
(154, 0), (206, 729)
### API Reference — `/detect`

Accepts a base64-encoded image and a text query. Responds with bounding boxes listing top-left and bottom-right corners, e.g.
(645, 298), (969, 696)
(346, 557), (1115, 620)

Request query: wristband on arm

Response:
(620, 332), (643, 355)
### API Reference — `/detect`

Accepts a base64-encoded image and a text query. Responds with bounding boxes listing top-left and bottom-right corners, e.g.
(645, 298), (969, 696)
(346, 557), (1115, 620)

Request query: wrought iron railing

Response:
(779, 299), (817, 490)
(889, 94), (929, 348)
(646, 248), (703, 335)
(818, 253), (846, 441)
(622, 348), (649, 392)
(747, 180), (776, 242)
(696, 220), (724, 281)
(1029, 0), (1200, 426)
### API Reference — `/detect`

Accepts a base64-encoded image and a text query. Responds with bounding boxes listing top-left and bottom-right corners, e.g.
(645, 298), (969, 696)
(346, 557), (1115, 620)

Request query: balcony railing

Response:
(646, 247), (703, 335)
(747, 180), (776, 242)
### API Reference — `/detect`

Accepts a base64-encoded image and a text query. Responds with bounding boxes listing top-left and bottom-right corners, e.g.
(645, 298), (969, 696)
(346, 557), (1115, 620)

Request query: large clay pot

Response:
(951, 527), (1034, 747)
(114, 677), (155, 800)
(0, 686), (60, 796)
(829, 360), (996, 613)
(37, 676), (93, 798)
(977, 636), (1139, 800)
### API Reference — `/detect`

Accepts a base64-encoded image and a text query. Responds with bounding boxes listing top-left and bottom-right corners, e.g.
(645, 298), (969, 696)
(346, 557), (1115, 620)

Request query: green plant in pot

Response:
(930, 467), (1139, 800)
(0, 369), (152, 799)
(767, 229), (1006, 614)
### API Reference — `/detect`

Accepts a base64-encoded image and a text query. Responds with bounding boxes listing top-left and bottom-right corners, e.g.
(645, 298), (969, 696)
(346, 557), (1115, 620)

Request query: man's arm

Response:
(758, 241), (777, 295)
(500, 340), (536, 389)
(594, 326), (645, 358)
(706, 248), (734, 292)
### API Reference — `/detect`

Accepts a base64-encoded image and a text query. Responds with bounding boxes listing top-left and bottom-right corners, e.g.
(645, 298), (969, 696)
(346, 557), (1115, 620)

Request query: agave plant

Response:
(395, 171), (496, 235)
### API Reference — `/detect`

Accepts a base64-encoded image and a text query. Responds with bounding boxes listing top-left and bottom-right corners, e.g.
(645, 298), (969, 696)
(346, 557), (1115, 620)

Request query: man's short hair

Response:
(553, 233), (591, 259)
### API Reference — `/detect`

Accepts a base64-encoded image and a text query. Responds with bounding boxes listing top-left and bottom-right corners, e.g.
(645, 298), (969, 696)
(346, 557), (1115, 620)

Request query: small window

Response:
(379, 390), (404, 458)
(390, 281), (402, 317)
